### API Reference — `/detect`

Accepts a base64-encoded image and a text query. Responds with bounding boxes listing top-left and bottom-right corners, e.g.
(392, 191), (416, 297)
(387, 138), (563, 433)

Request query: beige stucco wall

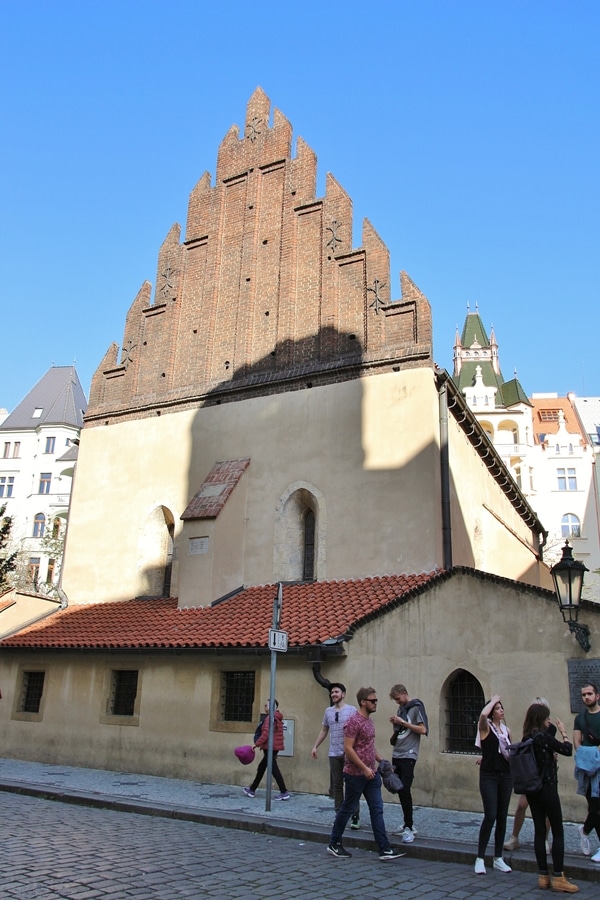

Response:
(63, 369), (443, 606)
(446, 407), (551, 588)
(63, 366), (546, 608)
(0, 572), (595, 820)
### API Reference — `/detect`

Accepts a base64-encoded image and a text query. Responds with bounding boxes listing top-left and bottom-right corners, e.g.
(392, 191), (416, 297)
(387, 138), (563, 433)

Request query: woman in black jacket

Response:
(522, 702), (578, 893)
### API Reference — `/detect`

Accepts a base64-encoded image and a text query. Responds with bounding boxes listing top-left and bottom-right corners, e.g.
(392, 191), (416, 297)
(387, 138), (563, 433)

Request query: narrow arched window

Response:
(33, 513), (45, 539)
(303, 509), (316, 581)
(444, 669), (485, 753)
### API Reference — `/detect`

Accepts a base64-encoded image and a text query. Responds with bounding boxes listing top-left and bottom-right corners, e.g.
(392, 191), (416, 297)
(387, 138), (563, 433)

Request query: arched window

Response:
(303, 510), (316, 581)
(444, 669), (485, 753)
(561, 514), (581, 539)
(274, 482), (325, 582)
(137, 506), (176, 598)
(33, 513), (45, 538)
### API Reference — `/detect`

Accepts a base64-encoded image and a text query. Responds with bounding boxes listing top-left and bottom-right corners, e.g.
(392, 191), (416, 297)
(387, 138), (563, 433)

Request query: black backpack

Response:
(508, 736), (543, 794)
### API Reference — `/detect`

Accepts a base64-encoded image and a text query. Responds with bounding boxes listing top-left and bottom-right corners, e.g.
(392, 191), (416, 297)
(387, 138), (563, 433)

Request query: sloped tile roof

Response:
(530, 397), (586, 441)
(1, 366), (87, 430)
(0, 572), (441, 650)
(181, 459), (250, 520)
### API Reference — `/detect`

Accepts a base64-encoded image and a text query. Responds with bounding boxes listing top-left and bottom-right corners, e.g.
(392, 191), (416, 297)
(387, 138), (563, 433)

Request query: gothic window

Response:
(274, 483), (325, 583)
(444, 669), (485, 753)
(303, 510), (316, 581)
(137, 506), (176, 598)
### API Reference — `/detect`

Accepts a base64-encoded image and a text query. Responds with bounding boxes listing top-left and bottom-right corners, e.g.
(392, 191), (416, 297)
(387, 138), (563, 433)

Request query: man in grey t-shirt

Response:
(389, 683), (428, 843)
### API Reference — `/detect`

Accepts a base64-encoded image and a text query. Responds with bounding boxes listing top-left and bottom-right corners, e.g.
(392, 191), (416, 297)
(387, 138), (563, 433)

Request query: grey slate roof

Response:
(0, 367), (87, 430)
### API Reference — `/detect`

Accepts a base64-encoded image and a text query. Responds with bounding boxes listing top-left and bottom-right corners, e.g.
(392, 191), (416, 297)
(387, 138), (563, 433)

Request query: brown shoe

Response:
(550, 872), (579, 893)
(538, 874), (550, 889)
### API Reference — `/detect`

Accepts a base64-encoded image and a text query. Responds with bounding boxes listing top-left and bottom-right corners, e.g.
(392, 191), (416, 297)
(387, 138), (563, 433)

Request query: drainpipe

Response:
(311, 661), (332, 692)
(438, 377), (453, 570)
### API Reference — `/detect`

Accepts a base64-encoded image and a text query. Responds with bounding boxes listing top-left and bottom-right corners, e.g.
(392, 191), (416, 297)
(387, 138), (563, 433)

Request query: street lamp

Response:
(550, 540), (591, 652)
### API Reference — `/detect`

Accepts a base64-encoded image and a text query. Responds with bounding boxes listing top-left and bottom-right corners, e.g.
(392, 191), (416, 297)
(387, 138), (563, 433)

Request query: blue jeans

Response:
(330, 772), (390, 853)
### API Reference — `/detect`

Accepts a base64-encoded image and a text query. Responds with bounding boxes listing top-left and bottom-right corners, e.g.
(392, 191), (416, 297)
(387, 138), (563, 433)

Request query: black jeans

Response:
(249, 750), (287, 793)
(527, 783), (565, 874)
(477, 770), (512, 858)
(393, 757), (416, 830)
(583, 786), (600, 839)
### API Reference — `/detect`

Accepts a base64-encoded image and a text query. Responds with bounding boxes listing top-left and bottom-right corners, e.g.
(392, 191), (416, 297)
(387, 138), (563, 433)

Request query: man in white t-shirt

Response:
(312, 683), (360, 826)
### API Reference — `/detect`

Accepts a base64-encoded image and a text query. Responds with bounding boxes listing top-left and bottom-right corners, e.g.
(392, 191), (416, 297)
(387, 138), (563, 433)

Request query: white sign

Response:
(268, 629), (288, 652)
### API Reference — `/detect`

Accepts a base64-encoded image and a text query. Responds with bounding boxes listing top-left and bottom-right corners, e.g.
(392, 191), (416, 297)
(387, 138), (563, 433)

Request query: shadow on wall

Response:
(142, 324), (473, 605)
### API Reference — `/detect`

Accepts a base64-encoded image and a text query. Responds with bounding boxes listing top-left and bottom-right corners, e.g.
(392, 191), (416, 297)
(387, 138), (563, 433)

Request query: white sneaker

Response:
(401, 828), (415, 843)
(503, 834), (520, 851)
(579, 824), (591, 856)
(591, 847), (600, 863)
(493, 857), (512, 873)
(474, 857), (486, 874)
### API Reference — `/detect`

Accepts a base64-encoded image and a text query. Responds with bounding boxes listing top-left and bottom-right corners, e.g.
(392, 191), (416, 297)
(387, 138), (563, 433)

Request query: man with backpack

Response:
(389, 684), (428, 843)
(573, 682), (600, 860)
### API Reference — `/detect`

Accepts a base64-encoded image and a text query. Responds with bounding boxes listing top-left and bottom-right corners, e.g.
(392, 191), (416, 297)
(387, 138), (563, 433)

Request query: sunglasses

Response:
(366, 698), (378, 703)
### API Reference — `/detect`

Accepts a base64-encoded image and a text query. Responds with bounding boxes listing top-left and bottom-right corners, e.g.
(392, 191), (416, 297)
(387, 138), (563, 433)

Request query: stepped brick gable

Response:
(87, 88), (433, 423)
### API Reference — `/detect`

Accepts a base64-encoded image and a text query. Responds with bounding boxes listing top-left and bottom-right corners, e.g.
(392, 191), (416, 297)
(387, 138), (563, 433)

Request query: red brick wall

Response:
(87, 89), (433, 425)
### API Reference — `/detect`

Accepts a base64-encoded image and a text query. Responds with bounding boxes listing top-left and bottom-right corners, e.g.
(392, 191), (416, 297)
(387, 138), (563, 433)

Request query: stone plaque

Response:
(189, 536), (209, 555)
(567, 658), (600, 713)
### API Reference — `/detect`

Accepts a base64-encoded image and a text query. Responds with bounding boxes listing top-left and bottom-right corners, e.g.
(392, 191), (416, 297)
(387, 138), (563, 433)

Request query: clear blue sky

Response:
(1, 1), (598, 412)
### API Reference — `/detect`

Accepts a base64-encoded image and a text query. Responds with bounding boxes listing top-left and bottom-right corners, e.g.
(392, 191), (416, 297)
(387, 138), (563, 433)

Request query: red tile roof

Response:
(181, 458), (250, 520)
(0, 572), (441, 650)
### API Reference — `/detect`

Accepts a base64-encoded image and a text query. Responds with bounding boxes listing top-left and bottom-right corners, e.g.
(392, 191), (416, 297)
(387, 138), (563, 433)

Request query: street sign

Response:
(268, 629), (288, 652)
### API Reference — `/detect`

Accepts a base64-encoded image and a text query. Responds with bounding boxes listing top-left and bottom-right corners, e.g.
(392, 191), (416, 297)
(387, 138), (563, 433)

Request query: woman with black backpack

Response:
(522, 702), (578, 893)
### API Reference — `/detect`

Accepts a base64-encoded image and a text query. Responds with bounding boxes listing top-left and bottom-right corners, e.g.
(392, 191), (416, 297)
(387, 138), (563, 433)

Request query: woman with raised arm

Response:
(522, 702), (578, 893)
(474, 694), (513, 875)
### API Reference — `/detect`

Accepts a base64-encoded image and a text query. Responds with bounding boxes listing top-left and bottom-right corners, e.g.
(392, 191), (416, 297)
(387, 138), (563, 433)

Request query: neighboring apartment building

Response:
(0, 366), (87, 593)
(453, 310), (600, 599)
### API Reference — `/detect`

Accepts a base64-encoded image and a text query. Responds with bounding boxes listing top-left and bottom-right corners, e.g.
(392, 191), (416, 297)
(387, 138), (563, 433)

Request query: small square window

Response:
(21, 671), (45, 713)
(222, 671), (255, 722)
(110, 670), (139, 716)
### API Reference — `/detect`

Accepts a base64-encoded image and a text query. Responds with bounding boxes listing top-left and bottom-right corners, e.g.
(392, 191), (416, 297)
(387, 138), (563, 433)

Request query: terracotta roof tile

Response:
(0, 572), (441, 651)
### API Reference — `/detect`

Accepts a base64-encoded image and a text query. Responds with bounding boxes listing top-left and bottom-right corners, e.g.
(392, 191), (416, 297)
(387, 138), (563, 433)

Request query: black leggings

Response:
(477, 770), (512, 858)
(527, 784), (565, 874)
(249, 750), (287, 793)
(583, 787), (600, 839)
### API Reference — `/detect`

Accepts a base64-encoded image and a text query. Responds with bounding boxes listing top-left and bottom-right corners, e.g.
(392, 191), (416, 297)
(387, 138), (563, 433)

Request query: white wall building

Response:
(0, 367), (87, 593)
(453, 311), (600, 600)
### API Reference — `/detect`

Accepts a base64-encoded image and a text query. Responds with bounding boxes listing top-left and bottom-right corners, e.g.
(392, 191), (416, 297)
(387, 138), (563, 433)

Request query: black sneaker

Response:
(379, 847), (406, 860)
(350, 814), (360, 830)
(327, 843), (352, 859)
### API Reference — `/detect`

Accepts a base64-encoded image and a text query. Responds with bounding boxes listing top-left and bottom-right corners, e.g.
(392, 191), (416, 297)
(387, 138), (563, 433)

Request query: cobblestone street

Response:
(0, 793), (592, 899)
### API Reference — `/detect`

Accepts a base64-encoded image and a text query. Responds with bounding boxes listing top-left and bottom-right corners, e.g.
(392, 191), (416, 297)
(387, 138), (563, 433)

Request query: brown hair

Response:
(356, 686), (377, 705)
(522, 703), (549, 739)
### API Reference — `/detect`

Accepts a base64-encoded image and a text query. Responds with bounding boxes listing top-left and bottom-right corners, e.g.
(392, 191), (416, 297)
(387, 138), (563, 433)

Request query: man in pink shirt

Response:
(327, 687), (403, 861)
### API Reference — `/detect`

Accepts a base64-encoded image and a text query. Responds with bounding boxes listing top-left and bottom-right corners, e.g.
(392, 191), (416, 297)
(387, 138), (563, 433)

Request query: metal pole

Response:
(265, 582), (282, 812)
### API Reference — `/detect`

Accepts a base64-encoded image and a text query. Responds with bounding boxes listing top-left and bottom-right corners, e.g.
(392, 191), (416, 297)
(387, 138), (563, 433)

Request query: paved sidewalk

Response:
(1, 756), (599, 884)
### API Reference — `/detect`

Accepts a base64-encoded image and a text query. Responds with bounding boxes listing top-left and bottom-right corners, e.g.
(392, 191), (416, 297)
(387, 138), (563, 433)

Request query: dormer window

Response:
(32, 408), (43, 418)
